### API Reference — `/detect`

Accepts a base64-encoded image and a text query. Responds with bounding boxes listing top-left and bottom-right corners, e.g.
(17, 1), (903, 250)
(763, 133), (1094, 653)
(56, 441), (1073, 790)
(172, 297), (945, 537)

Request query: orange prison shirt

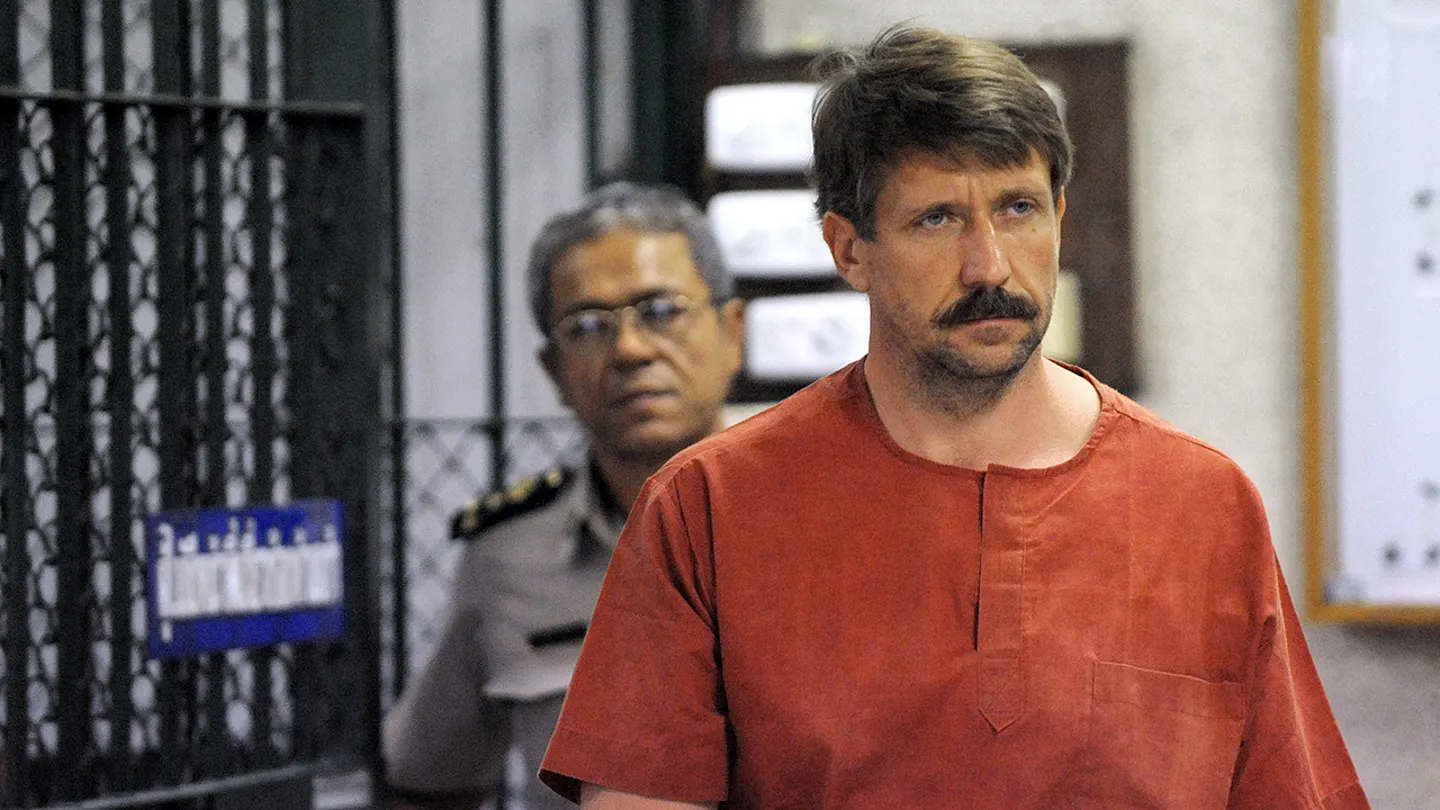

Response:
(541, 360), (1367, 809)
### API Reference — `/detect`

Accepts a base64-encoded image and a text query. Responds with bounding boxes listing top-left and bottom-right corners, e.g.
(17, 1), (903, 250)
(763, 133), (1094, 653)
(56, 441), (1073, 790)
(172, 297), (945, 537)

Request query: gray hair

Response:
(526, 182), (734, 333)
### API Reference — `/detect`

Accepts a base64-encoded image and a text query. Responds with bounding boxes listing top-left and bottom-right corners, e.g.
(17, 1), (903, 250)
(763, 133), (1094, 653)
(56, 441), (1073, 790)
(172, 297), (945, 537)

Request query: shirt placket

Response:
(977, 472), (1025, 732)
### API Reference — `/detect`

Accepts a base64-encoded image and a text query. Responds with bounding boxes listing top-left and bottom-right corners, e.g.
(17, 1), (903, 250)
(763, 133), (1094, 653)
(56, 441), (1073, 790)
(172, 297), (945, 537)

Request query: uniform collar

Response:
(575, 457), (625, 552)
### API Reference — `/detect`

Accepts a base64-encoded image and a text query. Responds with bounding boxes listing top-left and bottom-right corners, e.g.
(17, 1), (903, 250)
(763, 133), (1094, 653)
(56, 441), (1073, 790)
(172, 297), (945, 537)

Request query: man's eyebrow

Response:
(897, 201), (963, 219)
(896, 185), (1051, 220)
(557, 287), (683, 318)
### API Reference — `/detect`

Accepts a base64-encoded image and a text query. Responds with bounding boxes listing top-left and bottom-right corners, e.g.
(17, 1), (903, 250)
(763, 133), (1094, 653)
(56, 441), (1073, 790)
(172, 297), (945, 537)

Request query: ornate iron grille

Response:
(1, 1), (382, 807)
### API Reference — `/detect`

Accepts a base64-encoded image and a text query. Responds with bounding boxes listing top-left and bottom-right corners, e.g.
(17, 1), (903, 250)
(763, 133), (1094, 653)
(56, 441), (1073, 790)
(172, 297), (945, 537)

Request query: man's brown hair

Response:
(810, 26), (1073, 239)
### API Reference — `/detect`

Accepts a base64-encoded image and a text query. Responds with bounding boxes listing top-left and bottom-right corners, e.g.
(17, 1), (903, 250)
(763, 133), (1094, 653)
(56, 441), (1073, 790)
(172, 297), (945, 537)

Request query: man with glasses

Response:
(383, 182), (744, 810)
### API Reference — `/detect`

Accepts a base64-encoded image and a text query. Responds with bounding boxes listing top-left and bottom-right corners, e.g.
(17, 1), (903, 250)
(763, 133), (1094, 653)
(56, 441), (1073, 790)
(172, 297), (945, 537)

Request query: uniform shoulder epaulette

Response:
(451, 467), (575, 540)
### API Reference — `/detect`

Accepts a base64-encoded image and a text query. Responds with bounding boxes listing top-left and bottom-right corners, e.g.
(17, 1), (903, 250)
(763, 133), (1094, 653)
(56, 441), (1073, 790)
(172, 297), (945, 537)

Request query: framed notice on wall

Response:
(1301, 0), (1440, 621)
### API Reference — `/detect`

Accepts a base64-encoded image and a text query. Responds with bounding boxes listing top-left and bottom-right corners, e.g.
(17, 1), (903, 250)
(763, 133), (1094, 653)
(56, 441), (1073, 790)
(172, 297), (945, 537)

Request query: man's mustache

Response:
(933, 287), (1040, 327)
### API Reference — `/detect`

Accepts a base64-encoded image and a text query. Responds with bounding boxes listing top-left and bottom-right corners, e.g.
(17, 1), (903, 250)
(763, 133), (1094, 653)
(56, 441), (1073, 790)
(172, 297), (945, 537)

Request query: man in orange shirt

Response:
(540, 27), (1368, 809)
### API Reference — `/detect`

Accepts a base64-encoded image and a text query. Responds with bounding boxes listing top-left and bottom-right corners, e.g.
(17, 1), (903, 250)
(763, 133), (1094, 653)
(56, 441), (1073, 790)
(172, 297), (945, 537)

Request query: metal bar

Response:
(101, 0), (137, 791)
(0, 86), (367, 117)
(282, 119), (322, 764)
(199, 0), (229, 778)
(283, 116), (380, 763)
(49, 0), (93, 799)
(583, 0), (600, 188)
(250, 0), (270, 101)
(200, 1), (222, 492)
(630, 0), (666, 183)
(247, 0), (278, 762)
(44, 761), (327, 810)
(291, 641), (320, 760)
(388, 419), (407, 696)
(151, 0), (195, 786)
(484, 0), (505, 488)
(1, 0), (31, 802)
(279, 3), (319, 750)
(281, 0), (391, 769)
(386, 0), (409, 695)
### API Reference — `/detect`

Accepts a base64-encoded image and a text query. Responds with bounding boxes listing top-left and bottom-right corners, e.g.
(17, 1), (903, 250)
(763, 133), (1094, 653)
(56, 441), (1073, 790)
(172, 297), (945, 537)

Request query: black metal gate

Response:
(0, 1), (393, 807)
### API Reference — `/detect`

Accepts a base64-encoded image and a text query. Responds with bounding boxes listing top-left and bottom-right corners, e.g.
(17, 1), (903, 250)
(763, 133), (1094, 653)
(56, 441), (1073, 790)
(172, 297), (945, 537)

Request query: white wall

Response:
(399, 0), (489, 420)
(750, 2), (1440, 807)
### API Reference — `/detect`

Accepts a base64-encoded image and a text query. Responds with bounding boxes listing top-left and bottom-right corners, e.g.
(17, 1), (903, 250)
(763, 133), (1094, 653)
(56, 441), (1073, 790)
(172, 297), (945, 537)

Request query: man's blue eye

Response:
(919, 212), (948, 227)
(1009, 200), (1035, 215)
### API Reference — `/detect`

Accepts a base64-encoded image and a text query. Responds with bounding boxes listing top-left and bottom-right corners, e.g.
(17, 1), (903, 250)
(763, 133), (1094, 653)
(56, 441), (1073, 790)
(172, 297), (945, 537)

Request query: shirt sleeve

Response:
(540, 471), (731, 804)
(382, 557), (512, 796)
(1227, 556), (1369, 809)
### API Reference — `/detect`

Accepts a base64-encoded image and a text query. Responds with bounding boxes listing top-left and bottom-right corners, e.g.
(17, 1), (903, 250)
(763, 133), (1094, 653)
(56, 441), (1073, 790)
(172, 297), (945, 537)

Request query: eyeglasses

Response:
(551, 292), (712, 351)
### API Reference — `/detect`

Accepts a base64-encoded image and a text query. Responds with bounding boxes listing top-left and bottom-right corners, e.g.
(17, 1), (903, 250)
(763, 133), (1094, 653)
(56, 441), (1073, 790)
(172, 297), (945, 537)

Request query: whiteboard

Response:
(708, 189), (835, 278)
(745, 292), (869, 381)
(704, 83), (818, 172)
(1327, 0), (1440, 606)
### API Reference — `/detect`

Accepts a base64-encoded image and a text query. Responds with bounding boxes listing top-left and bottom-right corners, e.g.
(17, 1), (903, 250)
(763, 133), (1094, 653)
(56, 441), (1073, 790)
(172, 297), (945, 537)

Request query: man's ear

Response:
(538, 343), (572, 410)
(716, 297), (745, 376)
(1052, 189), (1067, 256)
(822, 211), (870, 293)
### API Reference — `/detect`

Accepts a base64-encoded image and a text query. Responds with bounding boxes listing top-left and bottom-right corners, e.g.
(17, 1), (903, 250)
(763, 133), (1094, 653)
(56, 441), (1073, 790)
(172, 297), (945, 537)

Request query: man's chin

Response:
(941, 345), (1034, 378)
(963, 355), (1032, 381)
(918, 335), (1043, 387)
(605, 422), (706, 463)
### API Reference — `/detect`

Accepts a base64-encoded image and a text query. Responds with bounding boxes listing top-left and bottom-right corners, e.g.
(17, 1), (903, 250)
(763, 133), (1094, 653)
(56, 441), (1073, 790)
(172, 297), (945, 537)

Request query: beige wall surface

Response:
(748, 2), (1440, 807)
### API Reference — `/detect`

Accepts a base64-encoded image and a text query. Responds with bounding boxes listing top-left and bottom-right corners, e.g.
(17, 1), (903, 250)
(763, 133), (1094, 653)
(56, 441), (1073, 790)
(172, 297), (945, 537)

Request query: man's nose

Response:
(609, 307), (662, 361)
(959, 219), (1010, 288)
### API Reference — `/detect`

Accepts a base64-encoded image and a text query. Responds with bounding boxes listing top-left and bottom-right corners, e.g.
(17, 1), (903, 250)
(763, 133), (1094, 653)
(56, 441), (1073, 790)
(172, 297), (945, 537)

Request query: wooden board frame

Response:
(1299, 0), (1440, 623)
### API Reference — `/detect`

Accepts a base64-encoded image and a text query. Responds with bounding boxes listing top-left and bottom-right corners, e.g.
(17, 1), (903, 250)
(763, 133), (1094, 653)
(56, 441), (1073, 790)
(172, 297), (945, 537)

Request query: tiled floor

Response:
(1305, 622), (1440, 810)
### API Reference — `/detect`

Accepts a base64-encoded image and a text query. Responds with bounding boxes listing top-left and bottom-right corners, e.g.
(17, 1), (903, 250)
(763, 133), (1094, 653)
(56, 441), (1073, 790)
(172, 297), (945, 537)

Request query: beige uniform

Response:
(384, 464), (623, 809)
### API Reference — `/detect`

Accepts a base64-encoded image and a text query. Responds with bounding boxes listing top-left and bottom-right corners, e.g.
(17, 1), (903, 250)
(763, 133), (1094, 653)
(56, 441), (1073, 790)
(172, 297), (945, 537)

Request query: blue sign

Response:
(145, 499), (345, 659)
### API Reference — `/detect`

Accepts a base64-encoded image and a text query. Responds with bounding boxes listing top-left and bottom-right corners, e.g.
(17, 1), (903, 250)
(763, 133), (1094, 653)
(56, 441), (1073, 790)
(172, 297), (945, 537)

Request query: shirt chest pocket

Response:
(1074, 660), (1245, 810)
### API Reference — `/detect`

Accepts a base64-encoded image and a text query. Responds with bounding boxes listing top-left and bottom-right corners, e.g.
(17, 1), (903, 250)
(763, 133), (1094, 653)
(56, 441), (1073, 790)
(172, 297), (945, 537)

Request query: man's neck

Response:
(589, 452), (656, 517)
(590, 424), (720, 514)
(864, 353), (1100, 470)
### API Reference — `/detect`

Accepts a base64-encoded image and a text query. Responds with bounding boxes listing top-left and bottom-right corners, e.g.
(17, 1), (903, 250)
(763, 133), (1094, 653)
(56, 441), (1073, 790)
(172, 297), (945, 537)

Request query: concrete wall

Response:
(749, 2), (1439, 807)
(398, 0), (489, 421)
